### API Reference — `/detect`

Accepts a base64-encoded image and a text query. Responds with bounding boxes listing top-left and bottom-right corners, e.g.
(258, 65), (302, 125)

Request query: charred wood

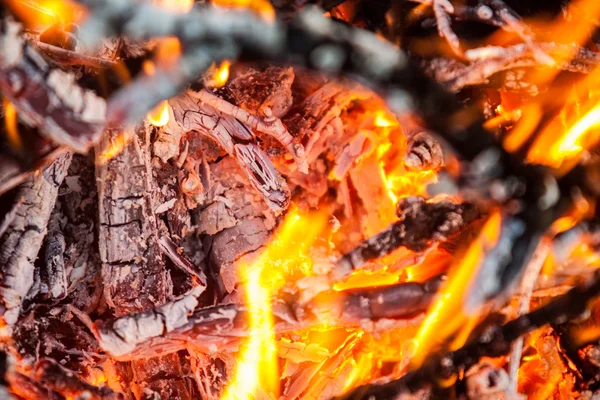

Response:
(0, 150), (72, 327)
(0, 19), (106, 153)
(332, 197), (479, 281)
(93, 277), (439, 361)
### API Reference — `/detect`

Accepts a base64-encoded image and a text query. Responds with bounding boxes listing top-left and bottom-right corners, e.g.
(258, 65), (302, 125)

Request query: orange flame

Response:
(3, 99), (22, 151)
(211, 0), (275, 21)
(410, 211), (502, 369)
(221, 208), (328, 400)
(147, 101), (170, 127)
(97, 132), (128, 165)
(206, 60), (232, 88)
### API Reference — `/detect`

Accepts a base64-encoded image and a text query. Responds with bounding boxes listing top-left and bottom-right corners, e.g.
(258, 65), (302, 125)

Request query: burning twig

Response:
(190, 89), (308, 173)
(0, 150), (72, 328)
(35, 358), (124, 400)
(93, 277), (442, 361)
(505, 237), (551, 397)
(426, 43), (600, 92)
(340, 268), (600, 399)
(331, 197), (479, 281)
(33, 41), (116, 69)
(0, 19), (106, 153)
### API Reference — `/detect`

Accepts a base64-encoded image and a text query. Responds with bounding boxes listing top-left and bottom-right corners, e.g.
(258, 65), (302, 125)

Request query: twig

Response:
(331, 197), (479, 281)
(506, 238), (551, 398)
(337, 268), (600, 399)
(33, 41), (116, 69)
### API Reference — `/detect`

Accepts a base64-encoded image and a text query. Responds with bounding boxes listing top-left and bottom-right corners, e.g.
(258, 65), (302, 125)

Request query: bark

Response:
(95, 125), (169, 315)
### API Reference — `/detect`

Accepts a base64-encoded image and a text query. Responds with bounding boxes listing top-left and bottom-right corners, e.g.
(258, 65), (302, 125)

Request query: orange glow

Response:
(410, 211), (502, 368)
(211, 0), (275, 21)
(221, 208), (328, 400)
(205, 60), (232, 88)
(154, 0), (194, 13)
(3, 99), (22, 151)
(147, 101), (170, 127)
(383, 169), (437, 204)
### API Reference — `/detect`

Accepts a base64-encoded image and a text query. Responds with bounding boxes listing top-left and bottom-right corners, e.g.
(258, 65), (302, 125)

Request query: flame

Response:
(374, 111), (398, 128)
(410, 211), (502, 368)
(3, 99), (22, 151)
(206, 60), (232, 88)
(154, 0), (194, 13)
(154, 37), (182, 67)
(97, 132), (128, 165)
(8, 0), (85, 29)
(147, 101), (170, 127)
(211, 0), (275, 21)
(221, 208), (328, 400)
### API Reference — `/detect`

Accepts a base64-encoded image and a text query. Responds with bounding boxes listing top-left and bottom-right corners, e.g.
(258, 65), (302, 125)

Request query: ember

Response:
(6, 0), (600, 399)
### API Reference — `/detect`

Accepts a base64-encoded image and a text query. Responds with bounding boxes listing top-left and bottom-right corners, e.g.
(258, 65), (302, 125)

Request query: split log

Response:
(95, 125), (170, 315)
(0, 150), (72, 328)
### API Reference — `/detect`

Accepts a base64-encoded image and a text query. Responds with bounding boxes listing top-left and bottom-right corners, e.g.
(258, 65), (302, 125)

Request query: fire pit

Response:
(2, 0), (600, 399)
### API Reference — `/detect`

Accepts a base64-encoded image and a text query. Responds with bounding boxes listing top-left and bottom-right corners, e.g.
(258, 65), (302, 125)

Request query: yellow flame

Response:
(147, 101), (170, 127)
(410, 211), (502, 368)
(97, 132), (128, 165)
(3, 100), (22, 151)
(205, 60), (232, 88)
(221, 208), (328, 400)
(374, 111), (398, 128)
(8, 0), (84, 29)
(212, 0), (275, 21)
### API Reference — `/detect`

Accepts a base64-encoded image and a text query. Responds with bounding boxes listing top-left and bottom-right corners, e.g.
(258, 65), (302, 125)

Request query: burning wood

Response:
(5, 0), (600, 399)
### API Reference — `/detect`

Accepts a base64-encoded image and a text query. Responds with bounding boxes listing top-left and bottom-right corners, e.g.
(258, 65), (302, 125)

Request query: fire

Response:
(221, 208), (328, 400)
(154, 0), (194, 13)
(374, 110), (398, 128)
(147, 101), (170, 127)
(3, 99), (22, 151)
(205, 60), (232, 88)
(211, 0), (275, 21)
(410, 211), (502, 368)
(97, 132), (128, 165)
(7, 0), (85, 29)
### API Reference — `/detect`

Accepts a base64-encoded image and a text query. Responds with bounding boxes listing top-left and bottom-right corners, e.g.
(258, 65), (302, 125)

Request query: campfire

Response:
(4, 0), (600, 398)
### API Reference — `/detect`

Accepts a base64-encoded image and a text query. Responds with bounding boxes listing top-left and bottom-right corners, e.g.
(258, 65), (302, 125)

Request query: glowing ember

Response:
(374, 111), (398, 128)
(147, 101), (170, 127)
(3, 99), (22, 151)
(411, 211), (502, 368)
(221, 208), (327, 400)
